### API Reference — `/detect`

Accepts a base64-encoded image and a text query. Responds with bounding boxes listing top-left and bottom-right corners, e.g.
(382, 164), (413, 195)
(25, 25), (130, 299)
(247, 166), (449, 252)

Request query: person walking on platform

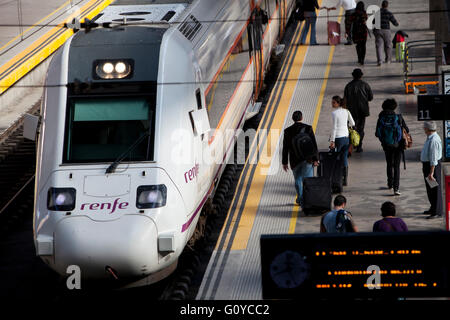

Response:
(329, 96), (354, 186)
(320, 195), (357, 233)
(331, 0), (356, 45)
(372, 0), (399, 66)
(348, 1), (368, 65)
(375, 99), (409, 195)
(420, 121), (443, 219)
(282, 111), (319, 207)
(299, 0), (326, 45)
(373, 201), (408, 232)
(344, 68), (373, 153)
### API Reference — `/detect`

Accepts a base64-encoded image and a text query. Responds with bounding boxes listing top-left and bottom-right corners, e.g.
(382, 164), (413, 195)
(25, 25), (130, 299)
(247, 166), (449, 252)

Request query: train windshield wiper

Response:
(105, 132), (150, 174)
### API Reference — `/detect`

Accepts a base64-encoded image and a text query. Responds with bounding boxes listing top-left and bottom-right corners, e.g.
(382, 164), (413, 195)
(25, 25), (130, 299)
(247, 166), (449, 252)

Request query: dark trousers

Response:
(422, 161), (443, 216)
(344, 9), (355, 40)
(355, 117), (366, 148)
(384, 146), (402, 190)
(355, 40), (366, 64)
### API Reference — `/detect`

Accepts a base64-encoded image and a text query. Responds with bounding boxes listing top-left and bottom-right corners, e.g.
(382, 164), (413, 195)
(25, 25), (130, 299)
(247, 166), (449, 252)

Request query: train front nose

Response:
(53, 215), (158, 279)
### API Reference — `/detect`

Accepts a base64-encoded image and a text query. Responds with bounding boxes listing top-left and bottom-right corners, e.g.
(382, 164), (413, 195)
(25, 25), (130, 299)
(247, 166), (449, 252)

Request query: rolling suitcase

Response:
(327, 9), (340, 46)
(302, 176), (332, 216)
(317, 150), (344, 194)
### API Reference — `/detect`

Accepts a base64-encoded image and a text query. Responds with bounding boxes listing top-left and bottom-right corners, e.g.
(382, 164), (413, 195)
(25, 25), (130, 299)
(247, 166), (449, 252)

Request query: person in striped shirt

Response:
(372, 0), (399, 66)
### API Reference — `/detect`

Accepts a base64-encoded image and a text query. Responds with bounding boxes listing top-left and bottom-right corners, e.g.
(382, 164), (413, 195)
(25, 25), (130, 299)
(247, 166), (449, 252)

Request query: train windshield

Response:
(64, 97), (154, 163)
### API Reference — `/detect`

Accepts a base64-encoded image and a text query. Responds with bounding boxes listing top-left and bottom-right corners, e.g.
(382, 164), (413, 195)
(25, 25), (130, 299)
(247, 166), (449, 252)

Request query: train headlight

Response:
(136, 185), (167, 209)
(102, 62), (114, 74)
(115, 62), (127, 73)
(47, 188), (76, 211)
(94, 59), (133, 79)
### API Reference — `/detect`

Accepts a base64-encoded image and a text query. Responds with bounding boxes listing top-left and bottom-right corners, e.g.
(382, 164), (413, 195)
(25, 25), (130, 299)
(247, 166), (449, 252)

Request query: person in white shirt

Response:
(420, 121), (443, 219)
(331, 0), (357, 45)
(329, 96), (355, 186)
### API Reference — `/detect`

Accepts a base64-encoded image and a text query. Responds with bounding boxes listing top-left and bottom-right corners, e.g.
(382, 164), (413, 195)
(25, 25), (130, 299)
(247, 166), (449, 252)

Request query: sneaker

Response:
(426, 214), (441, 219)
(377, 62), (382, 66)
(394, 189), (401, 195)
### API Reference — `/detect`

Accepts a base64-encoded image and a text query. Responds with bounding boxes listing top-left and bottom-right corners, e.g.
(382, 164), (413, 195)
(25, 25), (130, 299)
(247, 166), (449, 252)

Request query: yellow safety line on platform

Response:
(213, 18), (306, 252)
(288, 7), (343, 234)
(228, 2), (338, 250)
(230, 27), (310, 251)
(0, 0), (113, 95)
(0, 0), (72, 53)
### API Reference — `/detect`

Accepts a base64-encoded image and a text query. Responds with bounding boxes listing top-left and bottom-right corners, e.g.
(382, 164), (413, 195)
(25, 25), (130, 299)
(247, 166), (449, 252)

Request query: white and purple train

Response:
(29, 0), (295, 287)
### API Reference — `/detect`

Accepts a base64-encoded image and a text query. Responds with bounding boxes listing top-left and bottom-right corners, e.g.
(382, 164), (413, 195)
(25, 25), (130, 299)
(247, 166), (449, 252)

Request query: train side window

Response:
(196, 89), (202, 110)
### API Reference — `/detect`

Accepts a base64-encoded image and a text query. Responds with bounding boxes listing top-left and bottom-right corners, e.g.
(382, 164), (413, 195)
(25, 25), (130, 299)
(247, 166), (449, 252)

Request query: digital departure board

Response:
(260, 232), (450, 299)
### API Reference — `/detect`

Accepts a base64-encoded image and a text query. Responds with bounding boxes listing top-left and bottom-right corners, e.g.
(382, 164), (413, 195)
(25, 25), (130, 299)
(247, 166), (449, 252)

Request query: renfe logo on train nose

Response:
(184, 164), (199, 183)
(80, 198), (129, 214)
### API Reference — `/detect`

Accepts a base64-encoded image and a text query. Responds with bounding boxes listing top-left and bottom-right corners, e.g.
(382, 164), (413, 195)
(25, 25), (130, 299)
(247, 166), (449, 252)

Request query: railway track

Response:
(0, 102), (39, 235)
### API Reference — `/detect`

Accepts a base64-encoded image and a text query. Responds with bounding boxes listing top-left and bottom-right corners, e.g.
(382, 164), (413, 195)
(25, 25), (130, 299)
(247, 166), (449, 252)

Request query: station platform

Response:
(0, 0), (113, 132)
(197, 0), (445, 300)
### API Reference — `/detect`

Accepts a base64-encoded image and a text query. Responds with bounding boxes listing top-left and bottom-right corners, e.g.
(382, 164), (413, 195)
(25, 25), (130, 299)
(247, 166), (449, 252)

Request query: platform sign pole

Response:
(443, 71), (450, 230)
(443, 72), (450, 161)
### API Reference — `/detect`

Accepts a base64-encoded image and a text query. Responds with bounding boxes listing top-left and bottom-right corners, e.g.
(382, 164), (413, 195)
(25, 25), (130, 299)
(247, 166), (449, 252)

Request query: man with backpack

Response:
(320, 195), (357, 233)
(282, 110), (319, 207)
(375, 99), (409, 195)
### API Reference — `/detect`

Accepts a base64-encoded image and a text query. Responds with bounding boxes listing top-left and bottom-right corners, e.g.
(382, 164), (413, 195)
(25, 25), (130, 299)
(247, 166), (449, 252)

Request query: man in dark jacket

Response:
(344, 68), (373, 152)
(373, 0), (399, 65)
(282, 111), (319, 206)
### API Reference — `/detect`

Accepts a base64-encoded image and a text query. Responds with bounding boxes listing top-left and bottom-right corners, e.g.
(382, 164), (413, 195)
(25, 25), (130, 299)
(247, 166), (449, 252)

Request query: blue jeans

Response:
(300, 11), (317, 45)
(335, 136), (349, 168)
(292, 161), (314, 205)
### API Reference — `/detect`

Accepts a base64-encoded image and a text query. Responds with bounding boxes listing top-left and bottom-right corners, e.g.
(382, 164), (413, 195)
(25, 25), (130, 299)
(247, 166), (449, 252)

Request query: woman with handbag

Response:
(329, 96), (355, 186)
(375, 99), (409, 195)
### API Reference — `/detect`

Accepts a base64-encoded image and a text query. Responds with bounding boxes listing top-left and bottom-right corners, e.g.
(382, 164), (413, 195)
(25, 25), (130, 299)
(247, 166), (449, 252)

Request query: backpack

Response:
(291, 126), (317, 162)
(335, 210), (355, 233)
(376, 114), (402, 147)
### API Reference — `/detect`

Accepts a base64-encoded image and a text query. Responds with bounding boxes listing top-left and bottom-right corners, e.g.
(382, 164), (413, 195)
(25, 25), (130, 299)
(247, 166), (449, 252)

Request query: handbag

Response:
(402, 127), (412, 149)
(348, 127), (360, 147)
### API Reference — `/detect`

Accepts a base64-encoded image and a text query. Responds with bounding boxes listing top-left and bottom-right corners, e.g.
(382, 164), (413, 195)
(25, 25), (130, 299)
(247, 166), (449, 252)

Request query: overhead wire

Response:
(0, 73), (442, 90)
(0, 8), (449, 28)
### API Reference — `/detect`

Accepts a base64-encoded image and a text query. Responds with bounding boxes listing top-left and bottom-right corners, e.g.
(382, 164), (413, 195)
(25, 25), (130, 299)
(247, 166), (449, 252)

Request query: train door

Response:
(190, 63), (212, 194)
(248, 7), (264, 102)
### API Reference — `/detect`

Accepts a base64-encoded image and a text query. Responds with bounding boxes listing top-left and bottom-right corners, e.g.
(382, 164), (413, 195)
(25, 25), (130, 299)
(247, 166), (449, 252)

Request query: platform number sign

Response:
(417, 95), (450, 121)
